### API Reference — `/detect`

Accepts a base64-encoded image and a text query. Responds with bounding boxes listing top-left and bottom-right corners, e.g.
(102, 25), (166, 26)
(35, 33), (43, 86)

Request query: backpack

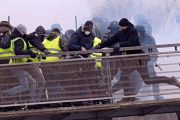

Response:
(0, 31), (11, 49)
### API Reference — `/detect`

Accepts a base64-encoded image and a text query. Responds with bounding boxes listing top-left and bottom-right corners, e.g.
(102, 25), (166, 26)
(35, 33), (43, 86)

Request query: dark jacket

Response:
(143, 23), (152, 36)
(0, 21), (13, 64)
(100, 26), (144, 55)
(27, 32), (46, 52)
(10, 28), (30, 55)
(139, 33), (158, 53)
(68, 26), (93, 51)
(103, 32), (122, 56)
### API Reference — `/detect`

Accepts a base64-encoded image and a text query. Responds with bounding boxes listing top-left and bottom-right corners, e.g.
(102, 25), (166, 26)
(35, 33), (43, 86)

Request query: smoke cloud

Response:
(88, 0), (180, 46)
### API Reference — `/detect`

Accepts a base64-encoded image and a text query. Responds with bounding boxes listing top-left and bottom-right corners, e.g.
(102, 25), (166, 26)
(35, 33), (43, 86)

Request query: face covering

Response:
(85, 31), (91, 35)
(40, 35), (45, 38)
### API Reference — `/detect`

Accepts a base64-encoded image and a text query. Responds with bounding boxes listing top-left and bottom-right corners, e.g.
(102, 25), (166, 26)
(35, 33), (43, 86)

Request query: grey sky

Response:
(0, 0), (103, 33)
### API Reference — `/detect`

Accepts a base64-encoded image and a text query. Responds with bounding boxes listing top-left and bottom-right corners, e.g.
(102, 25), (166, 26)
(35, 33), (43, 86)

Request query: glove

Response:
(113, 43), (120, 53)
(44, 49), (50, 55)
(42, 57), (46, 60)
(90, 45), (100, 50)
(29, 50), (36, 58)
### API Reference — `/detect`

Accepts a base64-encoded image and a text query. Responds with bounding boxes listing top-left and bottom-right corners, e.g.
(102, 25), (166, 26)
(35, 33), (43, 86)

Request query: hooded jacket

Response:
(0, 21), (13, 33)
(27, 32), (46, 52)
(0, 21), (13, 64)
(10, 28), (30, 55)
(68, 26), (93, 51)
(99, 24), (144, 55)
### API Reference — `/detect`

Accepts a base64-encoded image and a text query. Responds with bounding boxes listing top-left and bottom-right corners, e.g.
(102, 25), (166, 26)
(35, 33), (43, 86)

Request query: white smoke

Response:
(88, 0), (180, 46)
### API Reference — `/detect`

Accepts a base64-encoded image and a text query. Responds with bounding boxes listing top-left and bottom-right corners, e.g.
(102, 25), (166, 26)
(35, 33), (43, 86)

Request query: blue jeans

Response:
(4, 68), (36, 103)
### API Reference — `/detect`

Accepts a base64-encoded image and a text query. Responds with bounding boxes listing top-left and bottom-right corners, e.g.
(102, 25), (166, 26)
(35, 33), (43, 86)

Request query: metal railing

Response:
(0, 43), (180, 107)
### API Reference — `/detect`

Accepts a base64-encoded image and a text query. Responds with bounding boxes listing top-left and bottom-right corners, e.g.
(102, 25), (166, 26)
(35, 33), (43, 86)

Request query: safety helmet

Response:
(107, 21), (119, 29)
(92, 16), (103, 22)
(135, 25), (145, 32)
(51, 23), (62, 31)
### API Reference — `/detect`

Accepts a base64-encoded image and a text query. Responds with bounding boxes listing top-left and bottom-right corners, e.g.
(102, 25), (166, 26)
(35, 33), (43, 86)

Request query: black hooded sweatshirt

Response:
(26, 32), (46, 52)
(99, 25), (144, 55)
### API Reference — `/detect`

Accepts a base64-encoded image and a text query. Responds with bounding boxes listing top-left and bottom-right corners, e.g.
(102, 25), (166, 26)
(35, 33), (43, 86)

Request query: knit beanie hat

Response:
(16, 24), (27, 35)
(119, 18), (130, 27)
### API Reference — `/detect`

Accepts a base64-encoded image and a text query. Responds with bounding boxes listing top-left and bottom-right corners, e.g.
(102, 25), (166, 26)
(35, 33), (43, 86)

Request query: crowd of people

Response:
(0, 14), (180, 111)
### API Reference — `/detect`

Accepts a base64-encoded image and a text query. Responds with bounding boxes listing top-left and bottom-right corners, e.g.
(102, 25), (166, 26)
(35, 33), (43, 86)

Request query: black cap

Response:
(107, 21), (119, 29)
(119, 18), (130, 27)
(35, 26), (45, 34)
(135, 25), (145, 32)
(85, 21), (93, 28)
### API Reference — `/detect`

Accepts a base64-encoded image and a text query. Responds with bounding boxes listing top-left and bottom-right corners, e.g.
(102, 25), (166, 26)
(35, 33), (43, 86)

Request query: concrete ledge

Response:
(1, 98), (180, 119)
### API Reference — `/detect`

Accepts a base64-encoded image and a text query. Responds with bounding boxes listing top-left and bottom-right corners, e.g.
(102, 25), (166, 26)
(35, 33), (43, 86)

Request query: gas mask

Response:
(85, 31), (91, 35)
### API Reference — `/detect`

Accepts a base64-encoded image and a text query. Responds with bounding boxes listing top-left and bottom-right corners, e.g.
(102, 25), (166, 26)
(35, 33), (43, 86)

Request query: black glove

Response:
(44, 49), (50, 55)
(29, 50), (36, 58)
(90, 45), (100, 50)
(113, 43), (120, 53)
(42, 57), (46, 60)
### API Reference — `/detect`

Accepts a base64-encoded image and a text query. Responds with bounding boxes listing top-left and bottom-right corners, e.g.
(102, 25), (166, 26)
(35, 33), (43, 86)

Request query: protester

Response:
(26, 26), (49, 102)
(3, 24), (36, 103)
(91, 18), (180, 102)
(41, 28), (68, 107)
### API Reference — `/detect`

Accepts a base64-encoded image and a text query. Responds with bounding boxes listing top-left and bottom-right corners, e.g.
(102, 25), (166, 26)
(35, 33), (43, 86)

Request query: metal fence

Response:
(1, 44), (180, 107)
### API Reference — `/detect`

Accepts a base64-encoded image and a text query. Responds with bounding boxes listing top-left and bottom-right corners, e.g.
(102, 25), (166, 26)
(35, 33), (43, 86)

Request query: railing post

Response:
(105, 52), (113, 103)
(175, 46), (178, 51)
(12, 59), (16, 63)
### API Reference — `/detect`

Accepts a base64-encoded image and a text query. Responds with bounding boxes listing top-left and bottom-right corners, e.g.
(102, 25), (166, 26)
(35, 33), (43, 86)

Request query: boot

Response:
(168, 76), (180, 88)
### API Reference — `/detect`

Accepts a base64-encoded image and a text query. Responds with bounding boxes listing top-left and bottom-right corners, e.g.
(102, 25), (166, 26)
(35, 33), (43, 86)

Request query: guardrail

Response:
(0, 43), (180, 108)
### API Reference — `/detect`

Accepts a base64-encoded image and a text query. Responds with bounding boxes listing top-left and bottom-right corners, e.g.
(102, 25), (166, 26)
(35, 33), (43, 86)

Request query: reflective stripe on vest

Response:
(28, 42), (40, 54)
(0, 51), (14, 55)
(29, 48), (39, 52)
(91, 53), (102, 57)
(48, 48), (62, 52)
(90, 37), (102, 68)
(42, 36), (62, 61)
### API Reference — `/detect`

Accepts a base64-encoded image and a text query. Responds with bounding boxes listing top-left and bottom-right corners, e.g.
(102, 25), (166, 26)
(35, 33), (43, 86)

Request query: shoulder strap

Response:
(77, 30), (83, 45)
(77, 30), (82, 41)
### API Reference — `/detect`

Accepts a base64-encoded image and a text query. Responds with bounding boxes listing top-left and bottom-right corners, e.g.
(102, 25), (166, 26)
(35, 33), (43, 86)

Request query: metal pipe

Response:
(8, 16), (10, 23)
(75, 16), (77, 31)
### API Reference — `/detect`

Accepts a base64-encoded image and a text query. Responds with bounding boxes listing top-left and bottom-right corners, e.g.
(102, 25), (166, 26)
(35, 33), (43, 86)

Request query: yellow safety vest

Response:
(0, 31), (13, 57)
(29, 42), (41, 62)
(9, 37), (28, 63)
(42, 36), (62, 61)
(90, 37), (102, 68)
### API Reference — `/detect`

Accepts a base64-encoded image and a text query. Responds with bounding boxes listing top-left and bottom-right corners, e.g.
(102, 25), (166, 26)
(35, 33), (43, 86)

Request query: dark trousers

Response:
(112, 57), (174, 96)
